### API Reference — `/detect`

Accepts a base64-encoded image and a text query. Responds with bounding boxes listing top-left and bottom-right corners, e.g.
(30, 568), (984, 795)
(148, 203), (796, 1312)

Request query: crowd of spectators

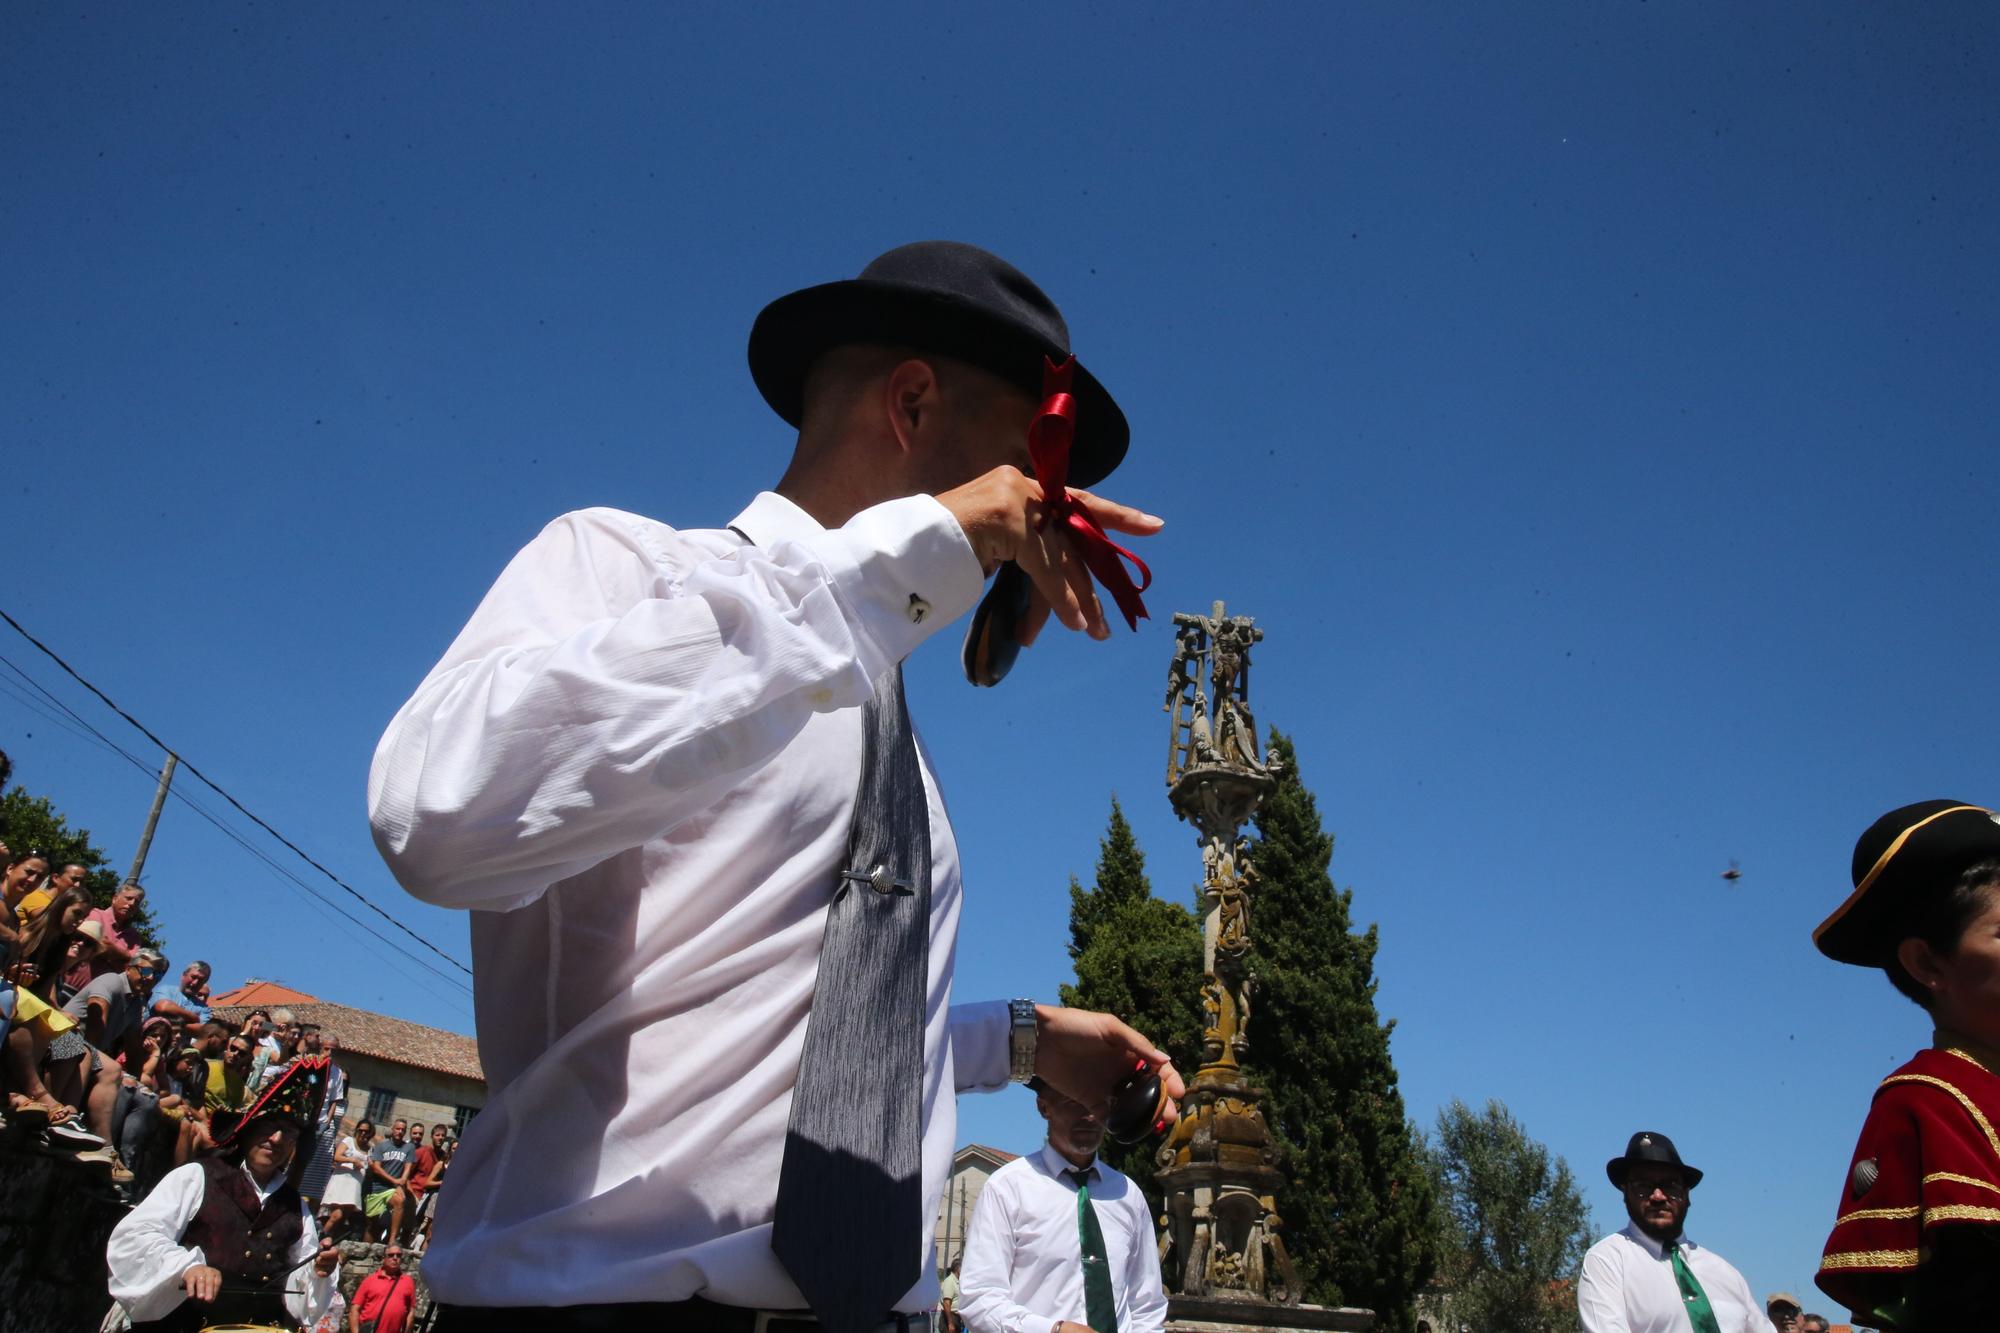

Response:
(1, 826), (455, 1268)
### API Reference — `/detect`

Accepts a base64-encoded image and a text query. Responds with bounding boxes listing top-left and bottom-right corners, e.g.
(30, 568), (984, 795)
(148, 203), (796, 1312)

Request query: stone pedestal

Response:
(1168, 1295), (1375, 1333)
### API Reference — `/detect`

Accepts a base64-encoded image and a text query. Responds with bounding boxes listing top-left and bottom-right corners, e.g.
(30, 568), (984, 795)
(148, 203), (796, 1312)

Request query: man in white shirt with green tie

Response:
(1578, 1131), (1776, 1333)
(957, 1080), (1168, 1333)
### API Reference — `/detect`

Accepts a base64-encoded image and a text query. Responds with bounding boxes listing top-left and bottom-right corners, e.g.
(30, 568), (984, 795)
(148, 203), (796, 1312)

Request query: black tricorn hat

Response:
(1606, 1131), (1702, 1190)
(747, 241), (1130, 488)
(1814, 800), (2000, 967)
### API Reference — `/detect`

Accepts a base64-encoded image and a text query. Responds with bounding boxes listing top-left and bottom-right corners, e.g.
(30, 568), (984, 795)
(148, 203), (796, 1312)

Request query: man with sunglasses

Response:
(51, 947), (167, 1161)
(370, 241), (1179, 1330)
(1578, 1132), (1775, 1333)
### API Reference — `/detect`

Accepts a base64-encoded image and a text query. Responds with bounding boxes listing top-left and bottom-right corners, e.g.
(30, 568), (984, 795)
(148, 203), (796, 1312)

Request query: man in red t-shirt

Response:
(348, 1244), (417, 1333)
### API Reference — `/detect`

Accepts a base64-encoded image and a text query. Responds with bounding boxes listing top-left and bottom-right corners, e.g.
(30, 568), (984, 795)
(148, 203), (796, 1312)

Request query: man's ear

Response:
(883, 358), (940, 456)
(1897, 935), (1944, 994)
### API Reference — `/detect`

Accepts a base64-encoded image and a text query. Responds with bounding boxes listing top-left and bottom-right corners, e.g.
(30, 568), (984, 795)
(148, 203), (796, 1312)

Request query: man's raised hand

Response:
(937, 467), (1162, 645)
(1032, 1004), (1185, 1130)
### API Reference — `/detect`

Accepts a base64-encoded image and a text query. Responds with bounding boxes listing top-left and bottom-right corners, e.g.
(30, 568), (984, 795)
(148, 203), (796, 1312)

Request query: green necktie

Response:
(1067, 1167), (1119, 1333)
(1667, 1240), (1722, 1333)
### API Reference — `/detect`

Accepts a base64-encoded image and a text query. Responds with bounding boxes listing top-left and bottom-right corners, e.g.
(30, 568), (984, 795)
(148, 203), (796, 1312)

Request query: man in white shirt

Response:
(957, 1081), (1168, 1333)
(368, 241), (1183, 1331)
(1577, 1132), (1776, 1333)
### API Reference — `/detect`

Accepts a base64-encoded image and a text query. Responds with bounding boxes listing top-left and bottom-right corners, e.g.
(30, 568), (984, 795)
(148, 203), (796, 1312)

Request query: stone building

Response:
(211, 980), (486, 1133)
(933, 1143), (1017, 1276)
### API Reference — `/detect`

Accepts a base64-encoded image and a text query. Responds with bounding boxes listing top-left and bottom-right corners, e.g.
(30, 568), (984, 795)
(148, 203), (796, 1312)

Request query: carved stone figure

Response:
(1157, 602), (1302, 1308)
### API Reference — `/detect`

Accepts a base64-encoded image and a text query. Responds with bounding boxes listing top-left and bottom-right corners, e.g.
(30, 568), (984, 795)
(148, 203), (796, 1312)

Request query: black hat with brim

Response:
(1606, 1130), (1703, 1190)
(1815, 800), (2000, 967)
(748, 241), (1130, 489)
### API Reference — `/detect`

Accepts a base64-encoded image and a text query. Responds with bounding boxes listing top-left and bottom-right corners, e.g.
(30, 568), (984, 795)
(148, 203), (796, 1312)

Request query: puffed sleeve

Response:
(106, 1163), (208, 1322)
(368, 499), (981, 911)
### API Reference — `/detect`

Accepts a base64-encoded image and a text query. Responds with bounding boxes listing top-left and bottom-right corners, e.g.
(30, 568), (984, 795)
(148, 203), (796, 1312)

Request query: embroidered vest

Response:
(180, 1157), (305, 1287)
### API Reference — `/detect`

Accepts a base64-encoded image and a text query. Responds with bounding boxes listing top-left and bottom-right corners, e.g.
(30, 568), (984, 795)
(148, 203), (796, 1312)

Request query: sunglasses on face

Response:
(1624, 1178), (1687, 1199)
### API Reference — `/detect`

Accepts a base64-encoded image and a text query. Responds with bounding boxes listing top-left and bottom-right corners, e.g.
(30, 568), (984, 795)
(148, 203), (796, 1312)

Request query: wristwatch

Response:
(1008, 999), (1038, 1083)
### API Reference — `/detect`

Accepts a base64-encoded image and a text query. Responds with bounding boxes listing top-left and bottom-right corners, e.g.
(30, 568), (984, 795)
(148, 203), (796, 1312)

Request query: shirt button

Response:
(907, 595), (930, 624)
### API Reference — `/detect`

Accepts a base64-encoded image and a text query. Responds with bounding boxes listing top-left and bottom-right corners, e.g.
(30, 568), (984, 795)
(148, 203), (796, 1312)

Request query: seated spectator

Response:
(0, 848), (51, 951)
(52, 948), (167, 1175)
(57, 918), (107, 998)
(12, 858), (86, 928)
(83, 880), (147, 980)
(2, 966), (85, 1128)
(254, 1008), (289, 1062)
(364, 1118), (416, 1242)
(348, 1242), (417, 1333)
(150, 960), (212, 1026)
(205, 1030), (257, 1118)
(251, 1016), (303, 1089)
(13, 885), (92, 1002)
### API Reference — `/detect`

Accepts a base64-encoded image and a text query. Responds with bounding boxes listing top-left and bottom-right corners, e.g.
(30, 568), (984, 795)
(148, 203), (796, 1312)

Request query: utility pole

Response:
(126, 752), (178, 885)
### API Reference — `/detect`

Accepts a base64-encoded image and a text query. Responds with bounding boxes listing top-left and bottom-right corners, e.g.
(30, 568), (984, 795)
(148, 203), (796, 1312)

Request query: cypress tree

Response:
(1244, 731), (1441, 1330)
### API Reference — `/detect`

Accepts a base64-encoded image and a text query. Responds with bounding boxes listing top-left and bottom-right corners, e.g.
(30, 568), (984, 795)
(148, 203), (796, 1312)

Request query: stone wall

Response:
(0, 1139), (124, 1333)
(342, 1052), (484, 1133)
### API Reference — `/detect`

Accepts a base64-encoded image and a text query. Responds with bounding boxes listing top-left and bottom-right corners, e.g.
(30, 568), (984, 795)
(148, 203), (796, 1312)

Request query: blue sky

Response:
(5, 2), (1996, 1310)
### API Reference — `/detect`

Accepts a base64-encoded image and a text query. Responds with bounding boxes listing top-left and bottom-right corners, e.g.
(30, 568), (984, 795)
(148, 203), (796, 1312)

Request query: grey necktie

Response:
(772, 665), (931, 1333)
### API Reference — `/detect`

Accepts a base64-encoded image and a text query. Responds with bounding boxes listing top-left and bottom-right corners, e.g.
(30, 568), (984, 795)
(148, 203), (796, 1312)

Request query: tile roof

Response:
(209, 980), (320, 1008)
(211, 994), (483, 1084)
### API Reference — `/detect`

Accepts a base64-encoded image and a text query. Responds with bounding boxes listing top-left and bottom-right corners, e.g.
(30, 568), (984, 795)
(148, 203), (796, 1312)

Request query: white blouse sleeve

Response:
(367, 499), (981, 911)
(106, 1163), (208, 1322)
(282, 1201), (341, 1324)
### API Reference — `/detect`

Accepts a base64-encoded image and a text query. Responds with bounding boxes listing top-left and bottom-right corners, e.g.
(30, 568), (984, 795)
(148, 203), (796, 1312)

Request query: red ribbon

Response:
(1029, 357), (1151, 631)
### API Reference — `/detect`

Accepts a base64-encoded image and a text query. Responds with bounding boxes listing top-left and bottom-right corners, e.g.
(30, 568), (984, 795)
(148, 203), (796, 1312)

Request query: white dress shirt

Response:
(1577, 1222), (1776, 1333)
(957, 1144), (1169, 1333)
(106, 1160), (340, 1324)
(368, 492), (1015, 1310)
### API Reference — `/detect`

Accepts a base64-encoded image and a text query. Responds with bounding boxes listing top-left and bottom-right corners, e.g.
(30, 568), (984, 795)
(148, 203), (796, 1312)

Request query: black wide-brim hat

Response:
(1814, 799), (2000, 967)
(1606, 1130), (1702, 1190)
(748, 241), (1130, 488)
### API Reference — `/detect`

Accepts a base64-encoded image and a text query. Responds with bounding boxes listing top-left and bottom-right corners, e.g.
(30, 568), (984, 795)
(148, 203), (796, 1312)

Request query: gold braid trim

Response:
(1924, 1204), (2000, 1224)
(1819, 1247), (1922, 1271)
(1836, 1205), (1918, 1224)
(1880, 1073), (2000, 1163)
(1923, 1171), (2000, 1196)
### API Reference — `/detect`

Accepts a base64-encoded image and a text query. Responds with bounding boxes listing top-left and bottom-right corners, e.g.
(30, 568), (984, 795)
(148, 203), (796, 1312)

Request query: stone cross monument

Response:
(1155, 601), (1301, 1306)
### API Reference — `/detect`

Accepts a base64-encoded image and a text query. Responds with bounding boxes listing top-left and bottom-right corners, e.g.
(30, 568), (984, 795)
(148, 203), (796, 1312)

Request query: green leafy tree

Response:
(1246, 731), (1442, 1330)
(0, 781), (165, 949)
(1429, 1098), (1594, 1333)
(1060, 797), (1204, 1200)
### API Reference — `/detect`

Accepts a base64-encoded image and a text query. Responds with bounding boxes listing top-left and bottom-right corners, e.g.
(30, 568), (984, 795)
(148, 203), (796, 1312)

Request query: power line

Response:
(0, 606), (473, 978)
(0, 650), (473, 1002)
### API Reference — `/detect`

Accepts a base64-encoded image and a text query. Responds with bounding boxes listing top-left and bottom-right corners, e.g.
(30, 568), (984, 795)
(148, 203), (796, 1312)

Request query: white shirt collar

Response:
(729, 491), (826, 548)
(241, 1162), (286, 1204)
(1620, 1221), (1694, 1258)
(1039, 1141), (1100, 1182)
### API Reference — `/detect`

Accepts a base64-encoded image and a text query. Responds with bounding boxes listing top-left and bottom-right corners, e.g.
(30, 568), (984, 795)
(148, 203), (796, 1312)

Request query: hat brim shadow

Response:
(748, 280), (1130, 489)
